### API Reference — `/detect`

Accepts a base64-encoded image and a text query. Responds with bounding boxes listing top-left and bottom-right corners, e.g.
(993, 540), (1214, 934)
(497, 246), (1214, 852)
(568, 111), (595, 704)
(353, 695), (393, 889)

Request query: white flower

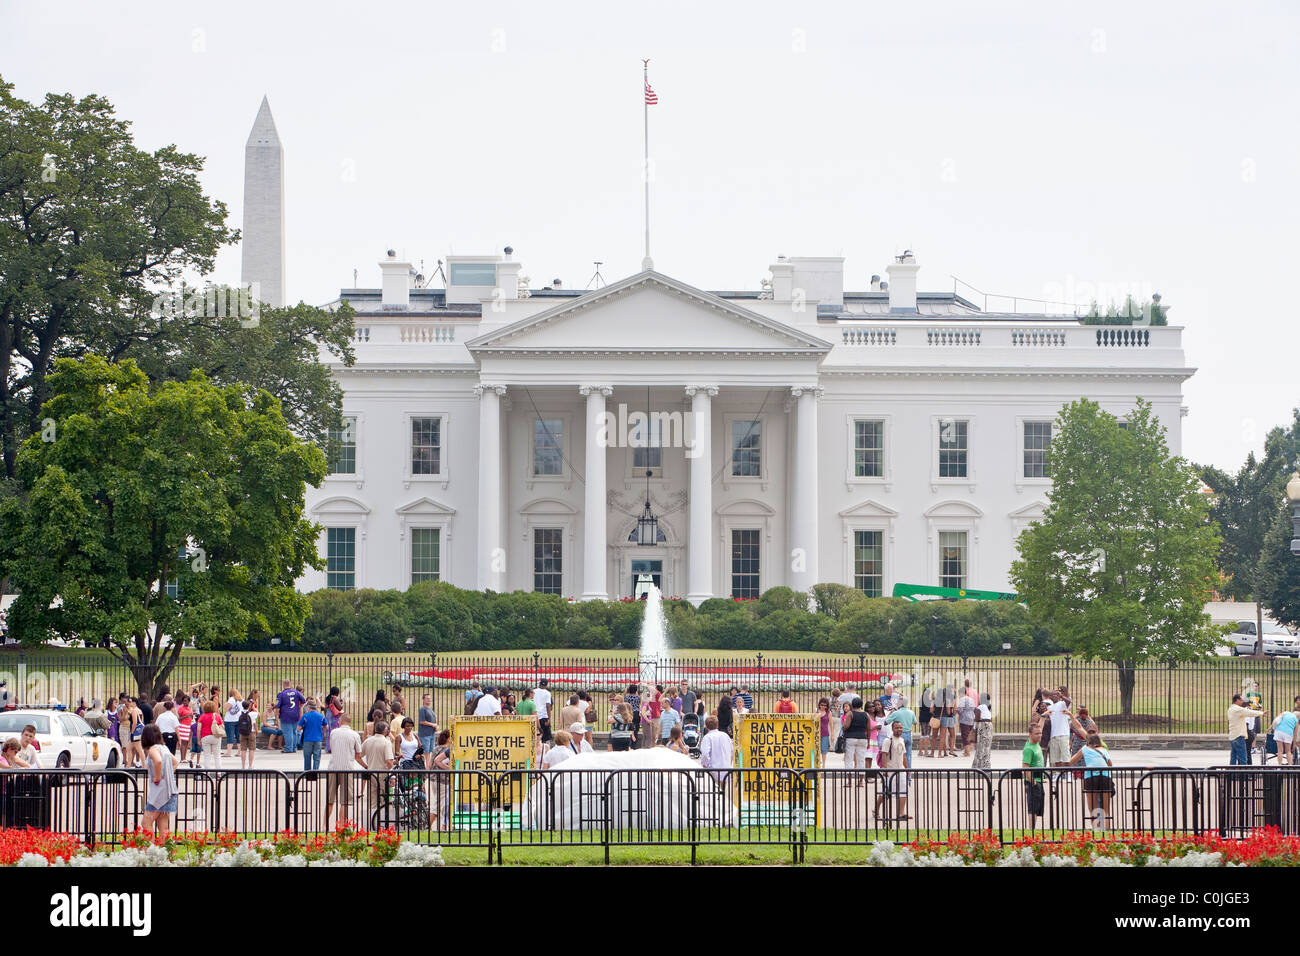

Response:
(386, 843), (444, 867)
(1145, 851), (1223, 867)
(996, 847), (1040, 867)
(16, 852), (51, 867)
(1037, 854), (1079, 867)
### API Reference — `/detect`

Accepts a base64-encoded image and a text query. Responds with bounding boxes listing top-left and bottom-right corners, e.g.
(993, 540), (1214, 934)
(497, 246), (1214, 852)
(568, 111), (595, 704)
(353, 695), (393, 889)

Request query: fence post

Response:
(1167, 659), (1174, 734)
(1269, 657), (1276, 720)
(224, 652), (231, 696)
(756, 653), (763, 711)
(326, 652), (334, 694)
(533, 651), (540, 687)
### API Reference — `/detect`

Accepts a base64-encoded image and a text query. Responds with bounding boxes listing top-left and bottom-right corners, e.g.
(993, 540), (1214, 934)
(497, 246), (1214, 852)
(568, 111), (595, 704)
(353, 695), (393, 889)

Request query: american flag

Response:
(644, 78), (658, 105)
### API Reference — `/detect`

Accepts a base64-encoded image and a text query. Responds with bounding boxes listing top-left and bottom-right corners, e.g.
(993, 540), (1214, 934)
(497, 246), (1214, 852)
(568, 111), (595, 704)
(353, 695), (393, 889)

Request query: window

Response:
(938, 419), (968, 478)
(939, 531), (967, 589)
(1023, 421), (1052, 478)
(411, 417), (441, 475)
(326, 527), (356, 590)
(853, 530), (883, 597)
(449, 262), (497, 286)
(165, 544), (186, 600)
(731, 420), (761, 477)
(328, 417), (357, 475)
(632, 417), (663, 475)
(533, 528), (563, 594)
(533, 418), (563, 476)
(854, 419), (884, 478)
(411, 528), (440, 584)
(731, 529), (760, 598)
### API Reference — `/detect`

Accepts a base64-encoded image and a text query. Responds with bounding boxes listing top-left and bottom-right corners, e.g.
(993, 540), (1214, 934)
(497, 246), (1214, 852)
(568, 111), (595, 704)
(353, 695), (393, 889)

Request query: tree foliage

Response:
(1010, 399), (1222, 713)
(0, 356), (326, 695)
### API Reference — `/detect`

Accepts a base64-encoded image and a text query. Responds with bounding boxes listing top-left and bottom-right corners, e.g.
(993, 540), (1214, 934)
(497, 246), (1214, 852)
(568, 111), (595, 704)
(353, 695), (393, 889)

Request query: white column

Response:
(580, 385), (613, 600)
(790, 385), (822, 593)
(475, 384), (506, 591)
(686, 385), (718, 604)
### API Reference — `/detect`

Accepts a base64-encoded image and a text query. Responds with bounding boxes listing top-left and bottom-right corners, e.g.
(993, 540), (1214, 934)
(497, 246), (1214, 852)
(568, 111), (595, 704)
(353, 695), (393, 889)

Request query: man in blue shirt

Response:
(276, 680), (306, 754)
(298, 699), (328, 771)
(884, 694), (917, 768)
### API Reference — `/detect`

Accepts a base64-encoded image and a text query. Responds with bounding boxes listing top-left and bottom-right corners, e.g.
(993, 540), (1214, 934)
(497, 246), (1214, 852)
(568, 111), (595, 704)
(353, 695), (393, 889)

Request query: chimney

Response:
(886, 250), (919, 313)
(496, 246), (521, 300)
(869, 274), (882, 291)
(379, 250), (411, 309)
(769, 259), (794, 301)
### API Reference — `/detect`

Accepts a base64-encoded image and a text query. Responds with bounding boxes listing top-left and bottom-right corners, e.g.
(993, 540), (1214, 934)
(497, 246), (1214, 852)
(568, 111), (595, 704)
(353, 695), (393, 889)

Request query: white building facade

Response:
(300, 251), (1192, 602)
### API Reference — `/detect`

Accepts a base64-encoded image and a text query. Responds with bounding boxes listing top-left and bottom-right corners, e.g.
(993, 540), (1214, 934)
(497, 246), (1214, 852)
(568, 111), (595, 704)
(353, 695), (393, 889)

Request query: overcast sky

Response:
(3, 0), (1297, 471)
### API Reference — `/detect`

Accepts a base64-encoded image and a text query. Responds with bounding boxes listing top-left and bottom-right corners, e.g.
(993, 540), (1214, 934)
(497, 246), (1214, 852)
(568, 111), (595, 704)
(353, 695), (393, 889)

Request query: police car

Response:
(0, 709), (123, 768)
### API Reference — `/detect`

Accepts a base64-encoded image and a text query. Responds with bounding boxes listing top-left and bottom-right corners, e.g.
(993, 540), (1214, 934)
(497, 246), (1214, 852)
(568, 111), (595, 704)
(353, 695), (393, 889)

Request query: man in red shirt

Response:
(775, 690), (797, 714)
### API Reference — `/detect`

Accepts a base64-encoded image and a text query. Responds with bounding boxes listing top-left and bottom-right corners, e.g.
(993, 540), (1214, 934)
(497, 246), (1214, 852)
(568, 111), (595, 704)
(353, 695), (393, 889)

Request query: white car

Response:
(1226, 620), (1300, 657)
(0, 709), (123, 768)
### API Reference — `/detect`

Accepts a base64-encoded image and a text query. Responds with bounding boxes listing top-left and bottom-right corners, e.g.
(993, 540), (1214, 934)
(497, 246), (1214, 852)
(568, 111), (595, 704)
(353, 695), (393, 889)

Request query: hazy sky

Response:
(3, 0), (1297, 471)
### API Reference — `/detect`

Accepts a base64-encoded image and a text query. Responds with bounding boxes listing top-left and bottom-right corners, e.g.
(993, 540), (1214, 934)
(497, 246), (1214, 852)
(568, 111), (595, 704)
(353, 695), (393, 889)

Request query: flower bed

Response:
(2, 823), (443, 868)
(385, 664), (913, 694)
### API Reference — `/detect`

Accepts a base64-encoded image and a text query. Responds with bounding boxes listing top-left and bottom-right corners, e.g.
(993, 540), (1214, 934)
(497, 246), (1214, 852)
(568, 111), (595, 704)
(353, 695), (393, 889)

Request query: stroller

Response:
(371, 756), (431, 831)
(681, 714), (702, 758)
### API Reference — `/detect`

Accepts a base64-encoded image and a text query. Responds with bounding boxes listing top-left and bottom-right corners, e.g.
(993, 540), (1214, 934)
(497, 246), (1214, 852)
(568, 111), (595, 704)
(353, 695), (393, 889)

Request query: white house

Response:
(299, 249), (1191, 603)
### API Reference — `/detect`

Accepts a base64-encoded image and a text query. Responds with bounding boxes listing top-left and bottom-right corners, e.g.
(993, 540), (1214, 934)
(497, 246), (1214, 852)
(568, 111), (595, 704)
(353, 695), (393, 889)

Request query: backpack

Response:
(237, 708), (253, 736)
(464, 693), (481, 716)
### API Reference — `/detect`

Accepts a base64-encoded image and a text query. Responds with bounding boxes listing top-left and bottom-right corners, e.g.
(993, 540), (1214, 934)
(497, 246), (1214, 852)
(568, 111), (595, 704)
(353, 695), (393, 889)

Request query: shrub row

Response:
(227, 581), (1058, 655)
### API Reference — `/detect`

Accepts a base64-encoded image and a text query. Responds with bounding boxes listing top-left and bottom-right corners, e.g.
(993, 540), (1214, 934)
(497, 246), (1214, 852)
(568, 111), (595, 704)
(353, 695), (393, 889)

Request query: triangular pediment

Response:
(839, 498), (900, 519)
(395, 496), (456, 518)
(466, 271), (832, 353)
(1008, 500), (1048, 519)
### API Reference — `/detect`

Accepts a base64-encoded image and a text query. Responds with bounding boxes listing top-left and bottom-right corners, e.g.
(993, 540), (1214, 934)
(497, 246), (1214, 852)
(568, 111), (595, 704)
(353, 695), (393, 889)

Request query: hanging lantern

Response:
(636, 495), (659, 546)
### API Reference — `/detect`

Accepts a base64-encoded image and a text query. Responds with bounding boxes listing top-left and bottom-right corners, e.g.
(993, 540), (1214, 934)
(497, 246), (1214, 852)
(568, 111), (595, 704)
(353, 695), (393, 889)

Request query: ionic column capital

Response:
(684, 385), (719, 398)
(578, 384), (614, 397)
(473, 384), (508, 398)
(790, 385), (824, 400)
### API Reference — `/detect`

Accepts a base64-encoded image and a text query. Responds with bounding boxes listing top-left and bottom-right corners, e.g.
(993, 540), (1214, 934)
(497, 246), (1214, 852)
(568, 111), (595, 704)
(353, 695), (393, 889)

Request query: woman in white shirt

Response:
(224, 690), (244, 760)
(542, 730), (574, 768)
(398, 718), (421, 762)
(972, 698), (994, 770)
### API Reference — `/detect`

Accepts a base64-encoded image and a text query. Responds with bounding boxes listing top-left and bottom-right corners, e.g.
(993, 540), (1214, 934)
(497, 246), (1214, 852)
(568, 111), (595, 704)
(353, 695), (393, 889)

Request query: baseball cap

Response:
(569, 721), (585, 735)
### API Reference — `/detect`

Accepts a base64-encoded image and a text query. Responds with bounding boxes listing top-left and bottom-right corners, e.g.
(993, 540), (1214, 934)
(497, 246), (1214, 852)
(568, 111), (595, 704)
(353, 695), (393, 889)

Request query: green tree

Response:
(0, 356), (326, 696)
(1010, 398), (1222, 716)
(1198, 429), (1293, 653)
(1259, 494), (1300, 631)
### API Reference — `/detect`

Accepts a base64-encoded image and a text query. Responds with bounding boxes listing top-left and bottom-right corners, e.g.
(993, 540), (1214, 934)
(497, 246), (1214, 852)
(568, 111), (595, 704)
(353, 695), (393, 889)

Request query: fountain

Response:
(637, 577), (669, 686)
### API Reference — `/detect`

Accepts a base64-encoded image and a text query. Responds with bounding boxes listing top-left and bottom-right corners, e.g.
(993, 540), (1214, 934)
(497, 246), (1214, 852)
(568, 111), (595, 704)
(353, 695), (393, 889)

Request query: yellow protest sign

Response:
(450, 715), (538, 814)
(734, 713), (819, 827)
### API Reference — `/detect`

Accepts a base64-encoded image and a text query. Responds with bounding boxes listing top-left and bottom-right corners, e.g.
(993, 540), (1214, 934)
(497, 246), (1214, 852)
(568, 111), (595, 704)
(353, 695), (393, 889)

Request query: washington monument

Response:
(240, 96), (285, 308)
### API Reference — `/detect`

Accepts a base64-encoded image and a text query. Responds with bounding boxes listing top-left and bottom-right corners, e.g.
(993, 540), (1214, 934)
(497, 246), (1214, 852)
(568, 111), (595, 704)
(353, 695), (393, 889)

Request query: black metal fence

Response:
(6, 766), (1300, 864)
(4, 649), (1300, 736)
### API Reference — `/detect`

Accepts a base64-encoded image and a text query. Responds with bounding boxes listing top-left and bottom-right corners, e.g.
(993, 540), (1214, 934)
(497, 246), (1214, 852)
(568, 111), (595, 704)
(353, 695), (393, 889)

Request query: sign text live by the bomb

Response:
(450, 715), (537, 808)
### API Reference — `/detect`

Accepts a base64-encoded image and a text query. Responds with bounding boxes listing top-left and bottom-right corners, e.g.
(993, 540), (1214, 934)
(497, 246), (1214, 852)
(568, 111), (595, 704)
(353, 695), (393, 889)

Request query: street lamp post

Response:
(1288, 472), (1300, 558)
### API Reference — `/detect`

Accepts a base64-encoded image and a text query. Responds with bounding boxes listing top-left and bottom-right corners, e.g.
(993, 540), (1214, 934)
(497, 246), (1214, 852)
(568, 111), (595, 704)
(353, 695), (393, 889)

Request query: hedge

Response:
(220, 581), (1058, 655)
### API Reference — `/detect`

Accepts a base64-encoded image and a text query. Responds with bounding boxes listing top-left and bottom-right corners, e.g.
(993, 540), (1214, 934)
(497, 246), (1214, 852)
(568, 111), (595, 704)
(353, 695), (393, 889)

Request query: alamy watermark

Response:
(594, 404), (704, 459)
(150, 281), (260, 328)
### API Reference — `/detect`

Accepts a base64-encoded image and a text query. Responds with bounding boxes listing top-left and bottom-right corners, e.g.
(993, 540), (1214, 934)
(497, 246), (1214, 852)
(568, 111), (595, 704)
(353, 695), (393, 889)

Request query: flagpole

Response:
(642, 58), (651, 271)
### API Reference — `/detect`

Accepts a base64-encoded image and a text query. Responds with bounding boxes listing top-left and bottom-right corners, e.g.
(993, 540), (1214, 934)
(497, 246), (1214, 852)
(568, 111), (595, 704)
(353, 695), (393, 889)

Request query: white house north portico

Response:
(302, 251), (1193, 603)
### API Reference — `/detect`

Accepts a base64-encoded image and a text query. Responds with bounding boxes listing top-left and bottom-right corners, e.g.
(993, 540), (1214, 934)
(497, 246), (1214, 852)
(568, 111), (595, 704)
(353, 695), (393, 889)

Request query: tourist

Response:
(1228, 694), (1265, 765)
(373, 688), (391, 720)
(465, 681), (482, 707)
(816, 698), (832, 757)
(106, 697), (120, 744)
(276, 680), (305, 754)
(418, 694), (438, 768)
(610, 703), (635, 752)
(1244, 679), (1264, 761)
(842, 697), (870, 781)
(543, 730), (573, 768)
(699, 715), (733, 784)
(972, 696), (993, 771)
(431, 730), (452, 827)
(360, 719), (394, 810)
(867, 700), (885, 768)
(475, 686), (503, 716)
(1068, 705), (1098, 766)
(1044, 690), (1073, 772)
(137, 695), (154, 726)
(121, 698), (144, 769)
(324, 686), (344, 754)
(957, 691), (975, 758)
(518, 688), (536, 717)
(658, 698), (680, 745)
(388, 701), (406, 737)
(502, 692), (517, 715)
(680, 681), (696, 719)
(738, 685), (754, 712)
(666, 725), (689, 755)
(398, 718), (420, 764)
(298, 699), (327, 771)
(1067, 732), (1115, 828)
(141, 724), (178, 839)
(623, 684), (641, 744)
(938, 684), (958, 757)
(879, 683), (900, 712)
(237, 697), (259, 768)
(390, 684), (406, 717)
(715, 694), (733, 738)
(176, 695), (195, 765)
(15, 725), (41, 768)
(559, 695), (583, 734)
(197, 700), (224, 769)
(875, 721), (909, 822)
(883, 694), (916, 768)
(963, 678), (979, 705)
(223, 688), (244, 760)
(1022, 727), (1046, 829)
(837, 684), (856, 714)
(919, 685), (934, 748)
(775, 690), (797, 714)
(568, 721), (594, 754)
(733, 693), (750, 720)
(535, 679), (553, 745)
(83, 699), (109, 733)
(325, 713), (364, 828)
(1271, 708), (1299, 765)
(578, 690), (596, 745)
(261, 707), (283, 751)
(155, 699), (180, 755)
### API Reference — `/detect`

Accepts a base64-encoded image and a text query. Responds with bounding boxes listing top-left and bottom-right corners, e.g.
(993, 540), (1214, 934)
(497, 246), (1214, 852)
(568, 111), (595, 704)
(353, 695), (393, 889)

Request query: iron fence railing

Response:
(7, 766), (1300, 864)
(3, 650), (1298, 736)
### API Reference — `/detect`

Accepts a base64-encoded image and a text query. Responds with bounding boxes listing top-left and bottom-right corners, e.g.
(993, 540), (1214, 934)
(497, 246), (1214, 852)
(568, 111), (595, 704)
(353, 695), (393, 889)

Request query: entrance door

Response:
(631, 559), (663, 596)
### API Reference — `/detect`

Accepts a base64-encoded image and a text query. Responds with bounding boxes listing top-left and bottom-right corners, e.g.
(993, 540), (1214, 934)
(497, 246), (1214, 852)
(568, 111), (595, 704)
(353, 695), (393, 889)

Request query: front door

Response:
(631, 559), (662, 596)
